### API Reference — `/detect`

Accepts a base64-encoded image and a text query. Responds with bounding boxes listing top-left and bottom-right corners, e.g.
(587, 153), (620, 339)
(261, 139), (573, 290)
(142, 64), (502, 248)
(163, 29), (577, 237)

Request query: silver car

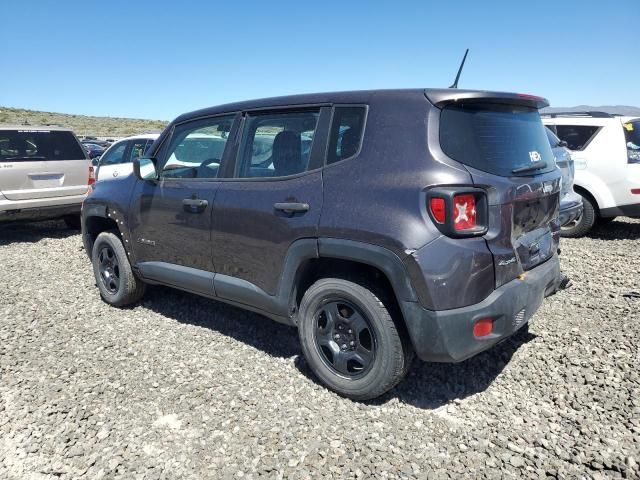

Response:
(0, 125), (90, 228)
(546, 127), (583, 234)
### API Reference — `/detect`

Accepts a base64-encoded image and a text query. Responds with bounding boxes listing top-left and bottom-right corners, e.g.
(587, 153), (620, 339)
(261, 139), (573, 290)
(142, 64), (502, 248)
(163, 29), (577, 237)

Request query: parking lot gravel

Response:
(0, 218), (638, 479)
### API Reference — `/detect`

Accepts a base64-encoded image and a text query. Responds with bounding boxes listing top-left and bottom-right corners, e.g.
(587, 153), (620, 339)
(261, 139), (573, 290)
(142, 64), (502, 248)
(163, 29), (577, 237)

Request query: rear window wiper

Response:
(512, 163), (548, 174)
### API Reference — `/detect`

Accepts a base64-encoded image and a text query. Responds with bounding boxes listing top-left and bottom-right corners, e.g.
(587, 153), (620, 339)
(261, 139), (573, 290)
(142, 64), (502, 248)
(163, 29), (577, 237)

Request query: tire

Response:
(298, 278), (412, 401)
(63, 215), (81, 230)
(91, 231), (145, 307)
(560, 194), (596, 238)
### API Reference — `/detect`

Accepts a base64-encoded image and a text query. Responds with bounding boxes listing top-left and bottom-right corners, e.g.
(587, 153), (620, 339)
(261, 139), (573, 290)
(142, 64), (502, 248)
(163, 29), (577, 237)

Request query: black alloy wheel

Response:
(98, 245), (120, 294)
(313, 299), (376, 378)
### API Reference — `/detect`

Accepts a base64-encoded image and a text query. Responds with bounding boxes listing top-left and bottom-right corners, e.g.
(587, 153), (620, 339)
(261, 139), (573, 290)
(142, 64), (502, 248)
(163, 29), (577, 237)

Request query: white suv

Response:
(542, 112), (640, 236)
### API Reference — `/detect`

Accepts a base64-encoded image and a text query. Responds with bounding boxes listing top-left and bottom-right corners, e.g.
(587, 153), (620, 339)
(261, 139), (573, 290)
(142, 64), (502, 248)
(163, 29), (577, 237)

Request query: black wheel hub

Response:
(313, 299), (376, 378)
(98, 246), (120, 294)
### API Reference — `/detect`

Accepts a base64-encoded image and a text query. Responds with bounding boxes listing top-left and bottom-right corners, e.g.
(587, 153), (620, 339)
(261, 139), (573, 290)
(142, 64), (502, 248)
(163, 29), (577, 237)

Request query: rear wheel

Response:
(92, 231), (145, 307)
(560, 194), (596, 238)
(298, 278), (411, 401)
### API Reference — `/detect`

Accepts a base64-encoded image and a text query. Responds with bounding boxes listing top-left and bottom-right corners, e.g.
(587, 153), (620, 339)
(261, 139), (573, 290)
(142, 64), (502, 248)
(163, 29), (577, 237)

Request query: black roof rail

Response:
(540, 111), (617, 118)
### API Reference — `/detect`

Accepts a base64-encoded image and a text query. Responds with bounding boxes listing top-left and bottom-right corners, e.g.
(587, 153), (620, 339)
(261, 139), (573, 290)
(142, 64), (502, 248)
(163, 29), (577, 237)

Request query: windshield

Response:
(440, 104), (556, 177)
(624, 119), (640, 163)
(0, 130), (86, 161)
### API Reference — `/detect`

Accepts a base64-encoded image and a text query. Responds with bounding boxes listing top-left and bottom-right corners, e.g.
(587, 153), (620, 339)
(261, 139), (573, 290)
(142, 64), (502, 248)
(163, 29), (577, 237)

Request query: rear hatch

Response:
(0, 129), (89, 201)
(431, 91), (561, 288)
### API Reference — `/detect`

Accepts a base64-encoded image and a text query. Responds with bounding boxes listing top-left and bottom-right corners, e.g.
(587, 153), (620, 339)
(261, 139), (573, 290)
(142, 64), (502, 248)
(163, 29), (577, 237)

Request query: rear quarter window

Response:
(0, 130), (86, 161)
(440, 104), (556, 177)
(327, 106), (367, 165)
(553, 125), (600, 151)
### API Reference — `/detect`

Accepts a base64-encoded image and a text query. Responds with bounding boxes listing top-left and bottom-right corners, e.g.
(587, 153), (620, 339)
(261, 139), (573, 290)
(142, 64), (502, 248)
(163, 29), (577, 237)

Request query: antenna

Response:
(449, 49), (469, 89)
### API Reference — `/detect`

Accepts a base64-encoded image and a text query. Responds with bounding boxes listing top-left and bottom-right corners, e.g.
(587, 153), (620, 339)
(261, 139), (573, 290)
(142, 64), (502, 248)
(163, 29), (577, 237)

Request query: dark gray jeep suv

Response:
(82, 89), (564, 400)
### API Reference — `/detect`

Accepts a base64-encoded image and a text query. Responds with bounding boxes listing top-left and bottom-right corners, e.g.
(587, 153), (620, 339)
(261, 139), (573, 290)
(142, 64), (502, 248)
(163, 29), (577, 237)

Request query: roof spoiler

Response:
(425, 88), (549, 110)
(540, 111), (618, 118)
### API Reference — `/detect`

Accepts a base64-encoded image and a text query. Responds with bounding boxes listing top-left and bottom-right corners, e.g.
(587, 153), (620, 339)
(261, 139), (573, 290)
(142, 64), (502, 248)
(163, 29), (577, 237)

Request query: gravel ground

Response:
(0, 218), (638, 479)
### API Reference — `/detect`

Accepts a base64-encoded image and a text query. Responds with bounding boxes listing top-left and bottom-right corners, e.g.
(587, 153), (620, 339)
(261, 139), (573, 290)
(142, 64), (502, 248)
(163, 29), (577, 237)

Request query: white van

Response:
(542, 112), (640, 236)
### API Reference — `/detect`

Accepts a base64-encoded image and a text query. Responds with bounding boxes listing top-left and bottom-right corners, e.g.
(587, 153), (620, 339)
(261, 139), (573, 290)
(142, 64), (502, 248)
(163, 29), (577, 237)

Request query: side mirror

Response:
(559, 140), (569, 148)
(134, 157), (158, 181)
(91, 157), (100, 167)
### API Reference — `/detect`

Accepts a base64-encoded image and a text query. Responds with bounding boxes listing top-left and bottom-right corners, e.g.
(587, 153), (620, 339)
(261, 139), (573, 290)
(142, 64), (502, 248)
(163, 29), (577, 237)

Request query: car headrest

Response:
(272, 130), (302, 176)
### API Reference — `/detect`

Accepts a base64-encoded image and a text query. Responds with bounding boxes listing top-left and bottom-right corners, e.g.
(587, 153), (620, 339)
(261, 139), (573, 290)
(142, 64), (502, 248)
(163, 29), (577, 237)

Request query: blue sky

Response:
(1, 1), (637, 120)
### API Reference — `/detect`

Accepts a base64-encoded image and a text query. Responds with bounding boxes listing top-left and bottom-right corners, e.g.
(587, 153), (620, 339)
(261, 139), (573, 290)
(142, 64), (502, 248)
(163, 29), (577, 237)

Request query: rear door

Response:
(210, 107), (329, 297)
(438, 102), (561, 287)
(0, 129), (88, 200)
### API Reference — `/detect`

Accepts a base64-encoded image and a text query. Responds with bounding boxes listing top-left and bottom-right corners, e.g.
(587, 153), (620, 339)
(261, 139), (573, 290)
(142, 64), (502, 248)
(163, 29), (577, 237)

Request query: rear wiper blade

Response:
(512, 163), (548, 174)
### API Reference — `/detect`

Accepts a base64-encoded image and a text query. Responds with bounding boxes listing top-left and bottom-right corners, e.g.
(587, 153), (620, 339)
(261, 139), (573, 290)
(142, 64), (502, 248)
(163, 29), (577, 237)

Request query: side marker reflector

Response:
(473, 318), (494, 337)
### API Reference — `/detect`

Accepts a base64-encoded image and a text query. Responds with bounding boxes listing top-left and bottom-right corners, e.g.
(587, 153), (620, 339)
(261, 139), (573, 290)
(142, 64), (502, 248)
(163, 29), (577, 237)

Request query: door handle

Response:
(182, 198), (208, 213)
(274, 202), (309, 214)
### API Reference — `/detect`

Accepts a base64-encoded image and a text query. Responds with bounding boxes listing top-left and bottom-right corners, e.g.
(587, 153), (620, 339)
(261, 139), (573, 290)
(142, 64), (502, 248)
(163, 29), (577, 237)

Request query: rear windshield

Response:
(440, 104), (556, 177)
(0, 130), (86, 162)
(623, 119), (640, 163)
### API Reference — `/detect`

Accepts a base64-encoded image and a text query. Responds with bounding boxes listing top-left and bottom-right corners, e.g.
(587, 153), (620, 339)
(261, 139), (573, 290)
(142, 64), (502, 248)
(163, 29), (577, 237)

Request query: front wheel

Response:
(560, 194), (596, 238)
(92, 231), (145, 307)
(298, 278), (412, 401)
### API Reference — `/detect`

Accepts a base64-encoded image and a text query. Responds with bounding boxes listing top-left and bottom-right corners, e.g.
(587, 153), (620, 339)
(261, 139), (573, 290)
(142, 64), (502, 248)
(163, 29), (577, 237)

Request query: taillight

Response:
(631, 188), (640, 195)
(452, 193), (476, 231)
(426, 187), (487, 237)
(88, 165), (96, 186)
(429, 198), (446, 223)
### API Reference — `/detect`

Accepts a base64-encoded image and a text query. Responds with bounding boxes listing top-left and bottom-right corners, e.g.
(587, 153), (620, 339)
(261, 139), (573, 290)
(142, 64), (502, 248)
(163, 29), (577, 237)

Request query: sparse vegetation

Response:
(0, 106), (168, 138)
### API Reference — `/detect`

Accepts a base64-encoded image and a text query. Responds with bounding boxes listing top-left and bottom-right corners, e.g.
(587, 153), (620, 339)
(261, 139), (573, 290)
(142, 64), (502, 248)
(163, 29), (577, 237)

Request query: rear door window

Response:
(236, 110), (320, 178)
(0, 130), (86, 161)
(554, 125), (600, 151)
(440, 104), (556, 177)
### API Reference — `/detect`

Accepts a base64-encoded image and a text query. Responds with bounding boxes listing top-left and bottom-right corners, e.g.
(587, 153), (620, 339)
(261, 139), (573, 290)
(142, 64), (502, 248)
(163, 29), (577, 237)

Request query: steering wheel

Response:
(200, 158), (220, 168)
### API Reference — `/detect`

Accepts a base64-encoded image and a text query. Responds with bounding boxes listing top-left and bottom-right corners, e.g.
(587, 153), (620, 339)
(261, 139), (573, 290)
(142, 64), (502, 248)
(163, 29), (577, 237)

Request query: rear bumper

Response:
(559, 196), (583, 226)
(0, 202), (81, 222)
(600, 202), (640, 218)
(401, 254), (561, 363)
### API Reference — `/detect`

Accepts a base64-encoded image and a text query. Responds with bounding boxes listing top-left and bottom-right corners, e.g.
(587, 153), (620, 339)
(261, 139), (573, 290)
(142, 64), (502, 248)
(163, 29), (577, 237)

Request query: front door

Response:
(211, 108), (329, 297)
(128, 114), (238, 283)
